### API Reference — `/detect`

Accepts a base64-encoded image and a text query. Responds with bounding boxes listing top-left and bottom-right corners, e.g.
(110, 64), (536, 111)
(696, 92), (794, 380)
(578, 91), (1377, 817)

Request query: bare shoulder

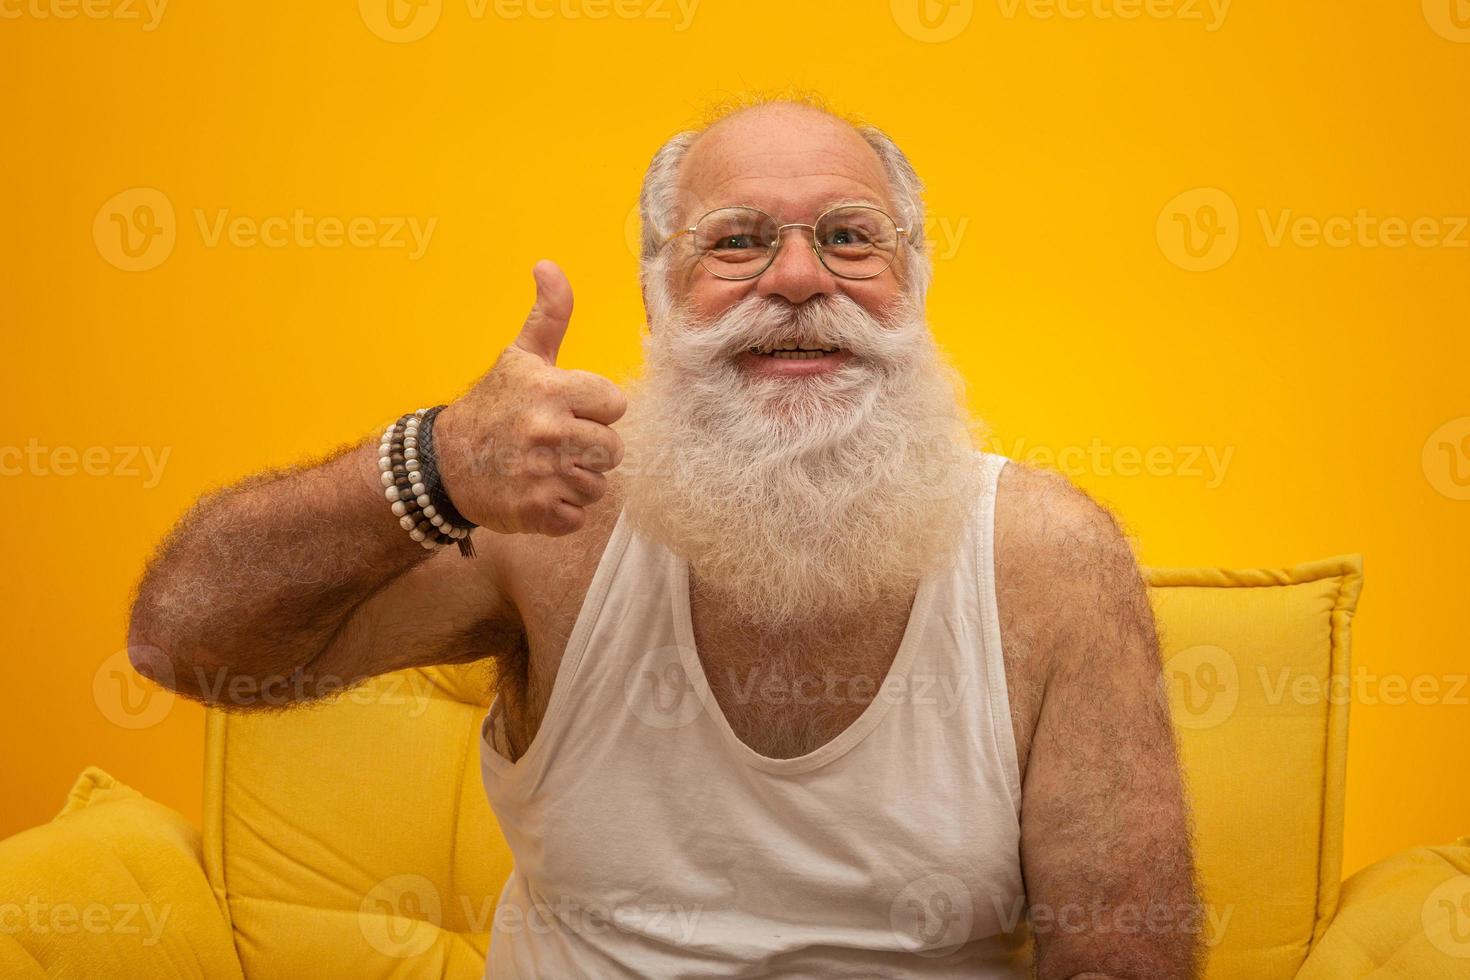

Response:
(495, 482), (625, 634)
(992, 458), (1151, 771)
(995, 457), (1136, 569)
(995, 457), (1144, 635)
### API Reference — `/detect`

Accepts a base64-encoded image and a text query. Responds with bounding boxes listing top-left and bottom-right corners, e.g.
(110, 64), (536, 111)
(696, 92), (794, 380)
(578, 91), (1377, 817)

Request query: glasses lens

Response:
(814, 206), (899, 279)
(693, 207), (779, 280)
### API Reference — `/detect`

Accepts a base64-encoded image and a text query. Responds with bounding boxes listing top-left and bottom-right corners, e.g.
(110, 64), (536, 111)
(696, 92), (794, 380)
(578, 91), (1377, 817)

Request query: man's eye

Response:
(823, 227), (868, 246)
(715, 234), (758, 250)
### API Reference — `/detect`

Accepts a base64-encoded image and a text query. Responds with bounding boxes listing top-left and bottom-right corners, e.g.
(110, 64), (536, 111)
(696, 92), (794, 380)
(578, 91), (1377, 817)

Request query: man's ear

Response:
(640, 283), (653, 333)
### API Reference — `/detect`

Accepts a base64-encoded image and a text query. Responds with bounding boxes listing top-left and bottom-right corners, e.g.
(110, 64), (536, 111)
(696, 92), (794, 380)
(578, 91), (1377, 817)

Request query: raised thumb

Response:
(513, 260), (574, 365)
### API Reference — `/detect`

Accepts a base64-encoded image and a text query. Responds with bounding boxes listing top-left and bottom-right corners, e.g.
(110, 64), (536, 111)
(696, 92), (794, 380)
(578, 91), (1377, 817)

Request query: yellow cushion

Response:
(1296, 837), (1470, 978)
(204, 662), (513, 979)
(204, 557), (1362, 980)
(0, 767), (243, 980)
(1146, 554), (1362, 980)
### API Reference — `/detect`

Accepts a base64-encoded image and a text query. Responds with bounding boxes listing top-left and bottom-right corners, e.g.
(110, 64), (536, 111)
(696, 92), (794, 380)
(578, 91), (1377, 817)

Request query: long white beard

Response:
(616, 288), (987, 632)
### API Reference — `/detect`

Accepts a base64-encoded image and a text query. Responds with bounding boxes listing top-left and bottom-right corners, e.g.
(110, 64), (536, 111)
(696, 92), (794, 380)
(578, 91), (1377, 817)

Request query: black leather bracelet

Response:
(379, 409), (472, 557)
(418, 405), (479, 532)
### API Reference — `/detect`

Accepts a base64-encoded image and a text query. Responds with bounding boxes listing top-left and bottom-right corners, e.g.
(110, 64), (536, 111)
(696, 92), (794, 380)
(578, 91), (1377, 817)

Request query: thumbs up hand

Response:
(434, 261), (628, 536)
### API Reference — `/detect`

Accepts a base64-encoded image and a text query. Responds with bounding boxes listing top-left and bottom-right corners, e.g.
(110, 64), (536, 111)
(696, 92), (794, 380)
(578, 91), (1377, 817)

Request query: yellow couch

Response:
(4, 553), (1469, 978)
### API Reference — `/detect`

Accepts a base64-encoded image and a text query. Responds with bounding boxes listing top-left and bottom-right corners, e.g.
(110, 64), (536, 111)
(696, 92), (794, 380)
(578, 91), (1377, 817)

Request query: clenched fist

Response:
(434, 261), (627, 537)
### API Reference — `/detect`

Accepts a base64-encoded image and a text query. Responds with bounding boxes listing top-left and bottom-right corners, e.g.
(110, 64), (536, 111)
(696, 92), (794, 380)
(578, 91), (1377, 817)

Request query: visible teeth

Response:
(749, 344), (841, 356)
(771, 350), (825, 359)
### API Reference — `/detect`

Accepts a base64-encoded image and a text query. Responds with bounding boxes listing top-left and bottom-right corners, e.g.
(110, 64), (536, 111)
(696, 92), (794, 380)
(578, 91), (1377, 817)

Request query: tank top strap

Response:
(900, 450), (1018, 810)
(973, 450), (1021, 814)
(480, 504), (680, 784)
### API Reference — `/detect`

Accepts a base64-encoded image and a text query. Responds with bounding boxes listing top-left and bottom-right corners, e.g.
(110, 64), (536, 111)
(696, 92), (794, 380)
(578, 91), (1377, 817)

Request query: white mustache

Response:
(664, 290), (925, 367)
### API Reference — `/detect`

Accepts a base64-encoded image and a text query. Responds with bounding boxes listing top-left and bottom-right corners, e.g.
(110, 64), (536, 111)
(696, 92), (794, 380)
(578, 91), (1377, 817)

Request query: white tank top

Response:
(478, 451), (1030, 978)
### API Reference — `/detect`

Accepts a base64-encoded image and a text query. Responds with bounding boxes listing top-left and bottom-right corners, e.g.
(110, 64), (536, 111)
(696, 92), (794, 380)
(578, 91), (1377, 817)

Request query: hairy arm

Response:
(1004, 465), (1204, 979)
(126, 435), (519, 710)
(126, 264), (626, 712)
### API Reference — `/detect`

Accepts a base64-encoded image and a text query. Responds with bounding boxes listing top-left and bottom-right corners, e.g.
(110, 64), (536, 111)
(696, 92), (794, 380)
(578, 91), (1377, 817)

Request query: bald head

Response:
(677, 103), (899, 233)
(638, 99), (932, 323)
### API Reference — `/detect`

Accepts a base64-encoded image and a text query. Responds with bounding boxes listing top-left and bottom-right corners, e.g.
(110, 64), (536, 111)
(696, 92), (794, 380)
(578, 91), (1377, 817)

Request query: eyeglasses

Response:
(660, 204), (912, 281)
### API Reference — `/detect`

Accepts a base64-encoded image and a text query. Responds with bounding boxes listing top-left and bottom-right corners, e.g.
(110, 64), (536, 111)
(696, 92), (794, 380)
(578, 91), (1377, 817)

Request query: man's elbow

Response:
(125, 614), (219, 705)
(126, 634), (174, 686)
(125, 609), (316, 713)
(1037, 897), (1208, 980)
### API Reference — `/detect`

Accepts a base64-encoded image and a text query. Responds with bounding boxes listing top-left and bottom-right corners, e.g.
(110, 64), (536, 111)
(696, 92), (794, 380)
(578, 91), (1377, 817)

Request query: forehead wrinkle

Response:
(677, 113), (895, 224)
(684, 172), (896, 226)
(693, 142), (880, 178)
(688, 147), (888, 193)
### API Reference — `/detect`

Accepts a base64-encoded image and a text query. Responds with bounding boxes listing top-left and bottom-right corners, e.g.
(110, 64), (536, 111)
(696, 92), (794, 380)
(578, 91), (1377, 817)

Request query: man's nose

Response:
(755, 227), (838, 305)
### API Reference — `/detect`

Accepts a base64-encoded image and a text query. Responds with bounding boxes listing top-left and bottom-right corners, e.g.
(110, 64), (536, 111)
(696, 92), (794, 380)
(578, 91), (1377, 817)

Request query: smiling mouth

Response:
(747, 342), (843, 360)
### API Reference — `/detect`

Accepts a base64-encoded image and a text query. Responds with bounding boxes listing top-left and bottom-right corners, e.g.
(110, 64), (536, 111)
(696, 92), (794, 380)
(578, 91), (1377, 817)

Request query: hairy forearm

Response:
(127, 435), (429, 701)
(1027, 778), (1206, 980)
(1026, 678), (1206, 980)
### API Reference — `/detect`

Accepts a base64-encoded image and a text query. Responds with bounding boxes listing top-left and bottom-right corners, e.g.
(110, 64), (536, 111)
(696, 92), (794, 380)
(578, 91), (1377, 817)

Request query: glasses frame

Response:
(659, 203), (913, 281)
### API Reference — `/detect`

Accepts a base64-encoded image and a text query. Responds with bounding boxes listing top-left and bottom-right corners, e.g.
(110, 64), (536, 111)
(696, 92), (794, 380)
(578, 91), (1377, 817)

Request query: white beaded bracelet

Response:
(378, 409), (468, 552)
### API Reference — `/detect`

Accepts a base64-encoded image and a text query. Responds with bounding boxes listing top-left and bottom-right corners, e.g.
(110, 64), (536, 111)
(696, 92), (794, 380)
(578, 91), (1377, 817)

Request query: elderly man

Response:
(128, 97), (1203, 978)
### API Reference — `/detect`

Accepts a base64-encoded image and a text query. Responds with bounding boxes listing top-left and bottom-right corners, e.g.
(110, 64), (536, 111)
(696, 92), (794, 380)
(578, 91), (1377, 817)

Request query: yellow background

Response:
(1, 0), (1466, 881)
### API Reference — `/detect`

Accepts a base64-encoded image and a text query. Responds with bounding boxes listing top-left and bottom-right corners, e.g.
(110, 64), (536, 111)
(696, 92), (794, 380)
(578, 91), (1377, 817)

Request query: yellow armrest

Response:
(1296, 837), (1470, 979)
(0, 767), (243, 980)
